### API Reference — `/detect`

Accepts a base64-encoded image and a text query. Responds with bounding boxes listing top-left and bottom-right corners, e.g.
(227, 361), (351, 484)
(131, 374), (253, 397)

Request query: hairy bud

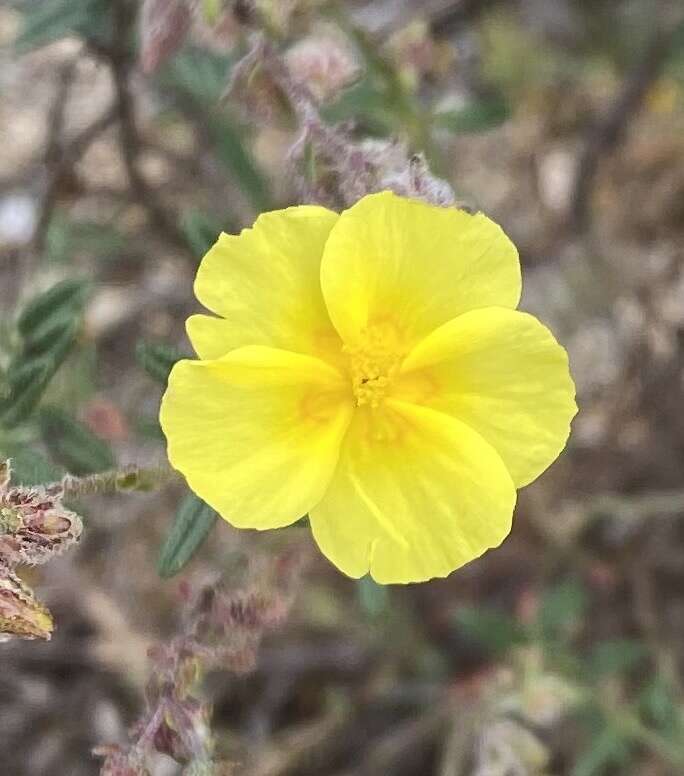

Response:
(0, 570), (54, 641)
(0, 476), (83, 567)
(285, 28), (360, 102)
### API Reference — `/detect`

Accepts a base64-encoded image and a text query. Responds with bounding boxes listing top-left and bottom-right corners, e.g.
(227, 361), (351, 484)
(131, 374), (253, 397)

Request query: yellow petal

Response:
(190, 205), (341, 361)
(160, 347), (353, 529)
(320, 191), (520, 349)
(398, 307), (577, 488)
(309, 400), (516, 584)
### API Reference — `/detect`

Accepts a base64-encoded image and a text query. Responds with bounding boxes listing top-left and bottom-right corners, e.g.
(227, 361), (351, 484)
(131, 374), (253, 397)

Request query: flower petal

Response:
(190, 205), (340, 360)
(398, 307), (577, 488)
(320, 191), (520, 349)
(309, 400), (516, 584)
(160, 346), (353, 529)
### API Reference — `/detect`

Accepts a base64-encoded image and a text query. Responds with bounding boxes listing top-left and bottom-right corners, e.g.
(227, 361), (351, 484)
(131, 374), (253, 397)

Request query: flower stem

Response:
(48, 464), (178, 499)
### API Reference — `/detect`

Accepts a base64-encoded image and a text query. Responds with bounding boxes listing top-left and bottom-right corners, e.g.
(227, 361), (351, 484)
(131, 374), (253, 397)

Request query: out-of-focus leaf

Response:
(22, 316), (80, 360)
(357, 576), (389, 617)
(45, 215), (127, 265)
(539, 579), (587, 641)
(0, 279), (88, 427)
(17, 279), (88, 345)
(136, 341), (185, 385)
(161, 47), (232, 105)
(323, 74), (395, 136)
(0, 328), (76, 428)
(588, 639), (646, 678)
(180, 209), (222, 260)
(15, 0), (112, 52)
(39, 406), (115, 475)
(572, 725), (632, 776)
(160, 49), (271, 211)
(158, 492), (217, 578)
(5, 448), (63, 487)
(639, 677), (683, 736)
(207, 114), (272, 212)
(454, 606), (528, 656)
(433, 97), (510, 134)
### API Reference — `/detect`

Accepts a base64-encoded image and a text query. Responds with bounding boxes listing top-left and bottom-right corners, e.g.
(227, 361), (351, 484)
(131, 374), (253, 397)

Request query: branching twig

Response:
(95, 547), (310, 775)
(108, 0), (190, 253)
(570, 17), (684, 232)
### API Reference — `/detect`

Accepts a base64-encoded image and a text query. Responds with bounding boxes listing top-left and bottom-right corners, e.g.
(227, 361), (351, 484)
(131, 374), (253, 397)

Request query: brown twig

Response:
(569, 17), (684, 233)
(107, 0), (190, 253)
(95, 547), (309, 775)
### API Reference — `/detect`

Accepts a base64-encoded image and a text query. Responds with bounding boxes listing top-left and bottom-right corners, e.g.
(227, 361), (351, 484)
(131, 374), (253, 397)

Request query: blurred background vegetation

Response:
(2, 0), (684, 774)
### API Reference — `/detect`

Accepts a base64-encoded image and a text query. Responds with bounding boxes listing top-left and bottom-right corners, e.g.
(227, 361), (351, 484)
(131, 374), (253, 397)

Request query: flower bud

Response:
(0, 466), (83, 567)
(0, 570), (53, 641)
(285, 28), (360, 102)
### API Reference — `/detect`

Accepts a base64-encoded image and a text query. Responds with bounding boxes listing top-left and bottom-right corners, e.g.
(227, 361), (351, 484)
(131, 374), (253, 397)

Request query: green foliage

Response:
(573, 721), (633, 776)
(15, 0), (112, 53)
(433, 97), (510, 134)
(45, 214), (127, 265)
(39, 406), (115, 475)
(539, 578), (587, 641)
(357, 576), (390, 617)
(181, 210), (223, 261)
(136, 341), (185, 385)
(6, 448), (62, 487)
(159, 49), (271, 212)
(639, 676), (684, 738)
(158, 492), (218, 578)
(588, 639), (646, 679)
(0, 279), (89, 428)
(455, 606), (528, 657)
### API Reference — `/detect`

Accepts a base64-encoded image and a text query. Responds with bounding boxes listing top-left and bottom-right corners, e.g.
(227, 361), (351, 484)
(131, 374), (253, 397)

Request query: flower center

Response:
(344, 322), (403, 408)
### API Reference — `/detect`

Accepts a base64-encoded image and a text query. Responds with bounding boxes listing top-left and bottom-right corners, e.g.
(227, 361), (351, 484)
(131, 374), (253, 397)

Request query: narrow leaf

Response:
(17, 278), (88, 342)
(434, 97), (510, 134)
(39, 406), (115, 475)
(158, 492), (218, 578)
(136, 341), (185, 385)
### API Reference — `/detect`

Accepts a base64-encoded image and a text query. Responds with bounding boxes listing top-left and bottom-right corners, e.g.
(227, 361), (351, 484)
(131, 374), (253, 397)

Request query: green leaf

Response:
(161, 47), (231, 105)
(539, 579), (587, 641)
(15, 0), (111, 53)
(22, 316), (80, 359)
(454, 606), (527, 656)
(572, 725), (632, 776)
(433, 97), (510, 134)
(158, 492), (218, 578)
(159, 49), (271, 211)
(6, 448), (62, 487)
(588, 639), (646, 678)
(39, 406), (115, 475)
(17, 278), (88, 345)
(0, 328), (76, 428)
(180, 209), (222, 260)
(136, 341), (185, 385)
(357, 576), (389, 617)
(639, 677), (683, 735)
(207, 114), (272, 212)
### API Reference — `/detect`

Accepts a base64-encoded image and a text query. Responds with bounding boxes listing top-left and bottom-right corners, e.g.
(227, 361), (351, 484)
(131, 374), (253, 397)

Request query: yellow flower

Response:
(161, 192), (576, 584)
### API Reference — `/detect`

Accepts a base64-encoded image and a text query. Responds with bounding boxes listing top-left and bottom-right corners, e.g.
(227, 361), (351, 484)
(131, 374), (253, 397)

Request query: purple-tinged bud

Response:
(0, 570), (54, 641)
(0, 466), (83, 567)
(94, 745), (151, 776)
(139, 0), (192, 74)
(285, 28), (360, 102)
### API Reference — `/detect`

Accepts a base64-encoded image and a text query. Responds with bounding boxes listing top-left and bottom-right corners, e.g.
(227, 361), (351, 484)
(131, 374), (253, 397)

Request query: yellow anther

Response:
(344, 322), (403, 408)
